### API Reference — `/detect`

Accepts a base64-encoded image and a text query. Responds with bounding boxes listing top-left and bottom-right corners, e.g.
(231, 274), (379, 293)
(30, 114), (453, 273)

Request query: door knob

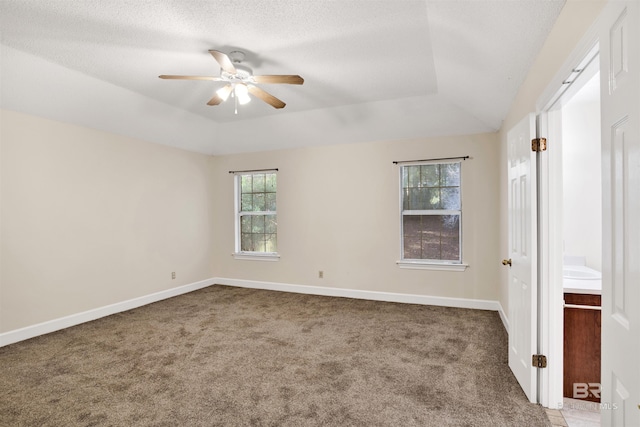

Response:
(502, 259), (512, 267)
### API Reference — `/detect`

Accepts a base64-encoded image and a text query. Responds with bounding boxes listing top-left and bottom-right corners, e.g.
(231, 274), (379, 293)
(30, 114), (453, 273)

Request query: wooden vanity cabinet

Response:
(563, 292), (601, 402)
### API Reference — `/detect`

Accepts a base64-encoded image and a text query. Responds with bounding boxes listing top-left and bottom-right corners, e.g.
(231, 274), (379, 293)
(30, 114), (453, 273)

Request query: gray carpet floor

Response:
(0, 285), (551, 426)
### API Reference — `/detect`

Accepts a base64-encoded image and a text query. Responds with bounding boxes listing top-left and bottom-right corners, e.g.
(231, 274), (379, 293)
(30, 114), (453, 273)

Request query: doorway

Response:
(536, 42), (601, 413)
(558, 66), (603, 427)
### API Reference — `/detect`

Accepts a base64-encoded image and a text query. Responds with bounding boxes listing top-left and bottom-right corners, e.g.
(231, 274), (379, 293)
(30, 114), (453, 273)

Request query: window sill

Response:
(232, 252), (280, 261)
(396, 261), (469, 272)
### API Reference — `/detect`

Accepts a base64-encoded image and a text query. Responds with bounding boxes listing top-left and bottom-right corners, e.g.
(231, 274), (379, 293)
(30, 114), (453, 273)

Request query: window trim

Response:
(398, 160), (467, 269)
(233, 170), (279, 260)
(232, 252), (281, 261)
(396, 260), (468, 271)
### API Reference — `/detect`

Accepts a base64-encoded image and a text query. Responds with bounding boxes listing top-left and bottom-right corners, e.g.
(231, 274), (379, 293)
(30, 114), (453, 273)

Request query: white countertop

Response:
(563, 278), (601, 295)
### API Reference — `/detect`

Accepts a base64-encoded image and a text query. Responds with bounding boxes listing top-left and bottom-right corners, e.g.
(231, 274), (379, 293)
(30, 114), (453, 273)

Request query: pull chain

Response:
(234, 86), (238, 115)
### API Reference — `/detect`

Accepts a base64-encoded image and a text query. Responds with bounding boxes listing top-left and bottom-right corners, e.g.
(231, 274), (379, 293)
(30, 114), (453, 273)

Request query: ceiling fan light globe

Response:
(216, 86), (231, 101)
(234, 84), (251, 105)
(235, 83), (248, 96)
(237, 93), (251, 105)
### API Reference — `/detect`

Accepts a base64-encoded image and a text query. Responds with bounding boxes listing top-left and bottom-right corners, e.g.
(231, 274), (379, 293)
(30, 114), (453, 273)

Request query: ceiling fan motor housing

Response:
(221, 63), (253, 82)
(219, 50), (252, 81)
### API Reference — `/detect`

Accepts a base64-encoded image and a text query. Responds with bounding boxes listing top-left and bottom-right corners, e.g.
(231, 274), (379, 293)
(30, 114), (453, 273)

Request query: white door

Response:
(507, 113), (538, 403)
(600, 1), (640, 425)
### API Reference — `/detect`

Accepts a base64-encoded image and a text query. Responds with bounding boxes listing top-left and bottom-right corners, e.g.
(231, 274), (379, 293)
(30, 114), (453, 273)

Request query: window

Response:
(399, 161), (465, 269)
(234, 171), (278, 260)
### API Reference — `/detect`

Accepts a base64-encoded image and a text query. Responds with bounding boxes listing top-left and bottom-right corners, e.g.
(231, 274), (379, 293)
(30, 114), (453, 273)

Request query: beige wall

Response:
(211, 133), (500, 301)
(498, 0), (607, 313)
(0, 110), (214, 332)
(1, 108), (502, 336)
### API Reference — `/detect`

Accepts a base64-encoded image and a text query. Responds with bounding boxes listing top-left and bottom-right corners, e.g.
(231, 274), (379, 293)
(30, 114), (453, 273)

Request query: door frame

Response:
(535, 23), (601, 410)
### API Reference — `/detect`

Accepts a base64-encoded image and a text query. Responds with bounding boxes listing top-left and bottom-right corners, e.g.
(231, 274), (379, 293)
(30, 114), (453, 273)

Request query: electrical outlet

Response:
(319, 271), (323, 279)
(171, 272), (176, 279)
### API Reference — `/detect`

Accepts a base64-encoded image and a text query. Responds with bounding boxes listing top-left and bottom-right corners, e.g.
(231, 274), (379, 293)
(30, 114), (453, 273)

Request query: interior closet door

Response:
(599, 1), (640, 426)
(506, 113), (538, 403)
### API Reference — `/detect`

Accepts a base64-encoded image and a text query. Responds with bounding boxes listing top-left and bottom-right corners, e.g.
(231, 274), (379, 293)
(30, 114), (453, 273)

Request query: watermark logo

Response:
(573, 382), (601, 399)
(561, 386), (618, 411)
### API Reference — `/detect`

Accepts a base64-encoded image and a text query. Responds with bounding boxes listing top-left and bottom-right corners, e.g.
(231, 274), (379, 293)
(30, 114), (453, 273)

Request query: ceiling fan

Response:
(159, 50), (304, 112)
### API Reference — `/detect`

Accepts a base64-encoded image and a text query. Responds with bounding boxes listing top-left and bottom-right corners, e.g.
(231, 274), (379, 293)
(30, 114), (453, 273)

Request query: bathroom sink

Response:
(563, 265), (602, 294)
(563, 265), (601, 280)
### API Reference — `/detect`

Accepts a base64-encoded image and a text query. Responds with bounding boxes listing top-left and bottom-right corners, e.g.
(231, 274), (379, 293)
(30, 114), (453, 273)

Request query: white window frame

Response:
(233, 170), (280, 261)
(396, 160), (468, 271)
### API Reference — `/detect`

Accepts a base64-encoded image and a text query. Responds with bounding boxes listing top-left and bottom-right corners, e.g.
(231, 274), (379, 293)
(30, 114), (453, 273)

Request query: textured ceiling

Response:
(0, 0), (566, 155)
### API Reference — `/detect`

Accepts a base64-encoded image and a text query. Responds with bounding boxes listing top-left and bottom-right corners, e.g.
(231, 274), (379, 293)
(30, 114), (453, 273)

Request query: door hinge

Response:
(531, 138), (547, 152)
(532, 354), (547, 368)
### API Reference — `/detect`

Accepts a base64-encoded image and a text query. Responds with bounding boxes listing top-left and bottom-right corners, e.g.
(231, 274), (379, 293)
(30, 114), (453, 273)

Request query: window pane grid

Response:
(237, 173), (277, 253)
(402, 214), (460, 261)
(401, 163), (461, 262)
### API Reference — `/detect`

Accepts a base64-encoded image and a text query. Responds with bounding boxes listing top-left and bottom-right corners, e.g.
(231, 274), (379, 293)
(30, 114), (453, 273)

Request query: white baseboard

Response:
(496, 302), (509, 332)
(1, 277), (510, 347)
(214, 277), (508, 325)
(0, 278), (215, 347)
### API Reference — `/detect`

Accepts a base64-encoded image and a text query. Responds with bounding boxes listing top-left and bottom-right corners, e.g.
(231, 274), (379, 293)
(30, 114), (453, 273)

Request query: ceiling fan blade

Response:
(247, 85), (286, 109)
(209, 50), (237, 74)
(253, 75), (304, 85)
(159, 75), (224, 81)
(207, 84), (233, 106)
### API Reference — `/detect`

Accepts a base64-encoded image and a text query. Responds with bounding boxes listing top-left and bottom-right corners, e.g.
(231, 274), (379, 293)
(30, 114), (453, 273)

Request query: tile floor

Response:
(546, 398), (600, 427)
